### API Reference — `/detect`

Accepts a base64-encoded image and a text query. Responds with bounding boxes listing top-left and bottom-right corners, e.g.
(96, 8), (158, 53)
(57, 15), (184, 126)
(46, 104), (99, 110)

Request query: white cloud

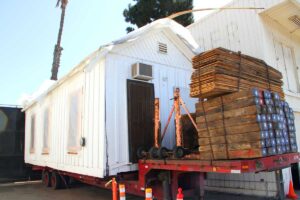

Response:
(193, 0), (233, 20)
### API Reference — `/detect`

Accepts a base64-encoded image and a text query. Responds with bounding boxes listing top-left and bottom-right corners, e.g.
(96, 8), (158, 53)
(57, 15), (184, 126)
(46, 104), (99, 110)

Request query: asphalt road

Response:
(0, 181), (294, 200)
(0, 181), (140, 200)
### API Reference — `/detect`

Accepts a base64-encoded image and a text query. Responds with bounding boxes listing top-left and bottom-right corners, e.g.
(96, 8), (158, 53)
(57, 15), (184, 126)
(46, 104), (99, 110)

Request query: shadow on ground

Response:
(0, 181), (297, 200)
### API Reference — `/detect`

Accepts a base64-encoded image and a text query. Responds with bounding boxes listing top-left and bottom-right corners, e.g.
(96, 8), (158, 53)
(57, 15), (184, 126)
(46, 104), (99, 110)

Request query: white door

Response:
(282, 45), (299, 92)
(274, 40), (299, 93)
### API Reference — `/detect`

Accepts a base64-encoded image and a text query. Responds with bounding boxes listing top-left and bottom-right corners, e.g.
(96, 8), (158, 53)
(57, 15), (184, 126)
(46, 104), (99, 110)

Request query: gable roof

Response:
(187, 0), (299, 29)
(101, 18), (199, 58)
(22, 19), (199, 110)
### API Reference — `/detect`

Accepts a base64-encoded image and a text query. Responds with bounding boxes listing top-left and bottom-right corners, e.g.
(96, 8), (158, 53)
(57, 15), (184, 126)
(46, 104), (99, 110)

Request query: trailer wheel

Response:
(158, 147), (169, 159)
(137, 147), (147, 159)
(42, 171), (51, 187)
(173, 146), (185, 158)
(149, 147), (159, 159)
(60, 175), (70, 188)
(51, 171), (62, 189)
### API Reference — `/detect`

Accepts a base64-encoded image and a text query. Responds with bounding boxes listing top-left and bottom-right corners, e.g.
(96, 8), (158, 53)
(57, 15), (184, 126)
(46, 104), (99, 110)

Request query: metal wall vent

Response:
(158, 42), (168, 54)
(289, 15), (300, 27)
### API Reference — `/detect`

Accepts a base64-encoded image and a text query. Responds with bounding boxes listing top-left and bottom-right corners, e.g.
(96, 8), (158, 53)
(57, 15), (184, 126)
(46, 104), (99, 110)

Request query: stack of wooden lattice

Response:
(190, 48), (284, 99)
(196, 88), (297, 160)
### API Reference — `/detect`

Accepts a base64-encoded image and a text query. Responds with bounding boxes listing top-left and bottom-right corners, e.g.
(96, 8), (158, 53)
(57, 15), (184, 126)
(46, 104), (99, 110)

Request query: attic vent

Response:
(289, 15), (300, 27)
(158, 42), (168, 54)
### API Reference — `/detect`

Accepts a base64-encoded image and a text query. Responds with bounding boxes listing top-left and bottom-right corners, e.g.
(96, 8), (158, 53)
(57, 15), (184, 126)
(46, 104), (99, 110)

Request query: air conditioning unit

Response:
(131, 63), (153, 81)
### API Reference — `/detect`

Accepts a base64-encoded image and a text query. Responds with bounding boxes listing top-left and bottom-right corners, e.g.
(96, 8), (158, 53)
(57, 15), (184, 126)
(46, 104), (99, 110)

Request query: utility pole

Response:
(50, 0), (69, 81)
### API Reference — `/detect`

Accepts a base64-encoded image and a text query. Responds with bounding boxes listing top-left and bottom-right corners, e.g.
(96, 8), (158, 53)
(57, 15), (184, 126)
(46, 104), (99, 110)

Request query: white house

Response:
(188, 0), (300, 197)
(23, 19), (199, 178)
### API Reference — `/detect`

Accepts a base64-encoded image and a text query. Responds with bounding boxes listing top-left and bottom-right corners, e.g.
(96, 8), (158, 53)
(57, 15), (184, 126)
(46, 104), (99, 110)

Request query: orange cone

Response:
(287, 180), (298, 199)
(145, 188), (153, 200)
(119, 184), (126, 200)
(176, 188), (184, 200)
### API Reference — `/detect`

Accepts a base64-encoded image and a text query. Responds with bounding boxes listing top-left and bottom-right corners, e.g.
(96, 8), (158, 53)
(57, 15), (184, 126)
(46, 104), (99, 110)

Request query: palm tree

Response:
(50, 0), (69, 80)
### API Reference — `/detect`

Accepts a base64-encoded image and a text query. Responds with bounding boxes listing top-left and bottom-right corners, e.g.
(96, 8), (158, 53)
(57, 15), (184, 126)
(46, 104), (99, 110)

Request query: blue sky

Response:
(0, 0), (230, 105)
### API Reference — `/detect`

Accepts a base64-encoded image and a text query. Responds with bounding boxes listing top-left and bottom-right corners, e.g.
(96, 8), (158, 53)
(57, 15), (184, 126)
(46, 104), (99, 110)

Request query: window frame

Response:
(67, 88), (83, 154)
(30, 114), (36, 154)
(42, 107), (51, 155)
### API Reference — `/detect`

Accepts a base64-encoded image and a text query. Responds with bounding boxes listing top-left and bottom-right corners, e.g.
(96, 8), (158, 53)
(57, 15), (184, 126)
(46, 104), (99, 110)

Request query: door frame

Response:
(127, 79), (155, 163)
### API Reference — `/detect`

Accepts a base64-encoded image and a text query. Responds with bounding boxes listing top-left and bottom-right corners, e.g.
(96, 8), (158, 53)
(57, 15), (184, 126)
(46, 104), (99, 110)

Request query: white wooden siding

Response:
(25, 60), (106, 178)
(25, 28), (196, 177)
(82, 58), (106, 175)
(105, 31), (196, 175)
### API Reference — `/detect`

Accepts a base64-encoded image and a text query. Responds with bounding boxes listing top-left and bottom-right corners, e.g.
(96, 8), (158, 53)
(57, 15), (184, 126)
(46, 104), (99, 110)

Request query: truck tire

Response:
(51, 171), (62, 189)
(42, 171), (51, 187)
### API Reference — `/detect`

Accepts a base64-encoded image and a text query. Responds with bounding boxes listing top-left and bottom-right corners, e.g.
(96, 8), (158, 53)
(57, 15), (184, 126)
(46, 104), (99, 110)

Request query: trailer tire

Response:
(158, 147), (169, 159)
(60, 175), (70, 188)
(42, 171), (51, 187)
(173, 146), (185, 158)
(51, 171), (62, 189)
(137, 147), (147, 159)
(149, 147), (159, 159)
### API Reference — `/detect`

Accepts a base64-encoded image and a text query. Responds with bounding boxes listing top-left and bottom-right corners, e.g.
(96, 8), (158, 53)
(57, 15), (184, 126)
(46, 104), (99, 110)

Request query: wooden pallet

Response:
(195, 89), (297, 160)
(190, 48), (284, 99)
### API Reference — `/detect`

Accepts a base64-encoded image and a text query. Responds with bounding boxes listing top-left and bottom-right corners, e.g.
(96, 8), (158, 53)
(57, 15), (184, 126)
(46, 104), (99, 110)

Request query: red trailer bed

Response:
(35, 153), (300, 200)
(136, 152), (300, 199)
(139, 152), (300, 175)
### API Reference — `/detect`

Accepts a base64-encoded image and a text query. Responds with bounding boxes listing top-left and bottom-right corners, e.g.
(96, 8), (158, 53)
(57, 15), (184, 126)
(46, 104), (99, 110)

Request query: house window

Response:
(30, 114), (36, 153)
(67, 89), (82, 154)
(42, 108), (50, 154)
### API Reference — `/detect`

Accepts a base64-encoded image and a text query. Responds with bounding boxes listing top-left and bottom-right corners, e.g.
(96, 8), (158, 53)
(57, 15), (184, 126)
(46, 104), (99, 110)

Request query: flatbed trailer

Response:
(35, 152), (300, 200)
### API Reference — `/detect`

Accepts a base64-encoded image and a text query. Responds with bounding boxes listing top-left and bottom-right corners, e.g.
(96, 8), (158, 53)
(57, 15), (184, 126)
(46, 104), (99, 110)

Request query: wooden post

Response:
(161, 105), (175, 143)
(154, 98), (160, 148)
(174, 88), (182, 147)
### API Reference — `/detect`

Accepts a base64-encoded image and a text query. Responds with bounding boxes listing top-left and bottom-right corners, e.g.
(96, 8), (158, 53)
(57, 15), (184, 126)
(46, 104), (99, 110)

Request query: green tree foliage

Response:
(123, 0), (194, 33)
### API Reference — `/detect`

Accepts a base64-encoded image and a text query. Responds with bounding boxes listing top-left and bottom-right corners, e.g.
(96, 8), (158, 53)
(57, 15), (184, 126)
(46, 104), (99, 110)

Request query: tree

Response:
(123, 0), (193, 33)
(50, 0), (69, 81)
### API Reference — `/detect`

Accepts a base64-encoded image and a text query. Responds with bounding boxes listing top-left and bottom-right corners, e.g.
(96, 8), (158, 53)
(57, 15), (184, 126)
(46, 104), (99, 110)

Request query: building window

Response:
(67, 89), (82, 154)
(42, 108), (50, 154)
(30, 114), (35, 153)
